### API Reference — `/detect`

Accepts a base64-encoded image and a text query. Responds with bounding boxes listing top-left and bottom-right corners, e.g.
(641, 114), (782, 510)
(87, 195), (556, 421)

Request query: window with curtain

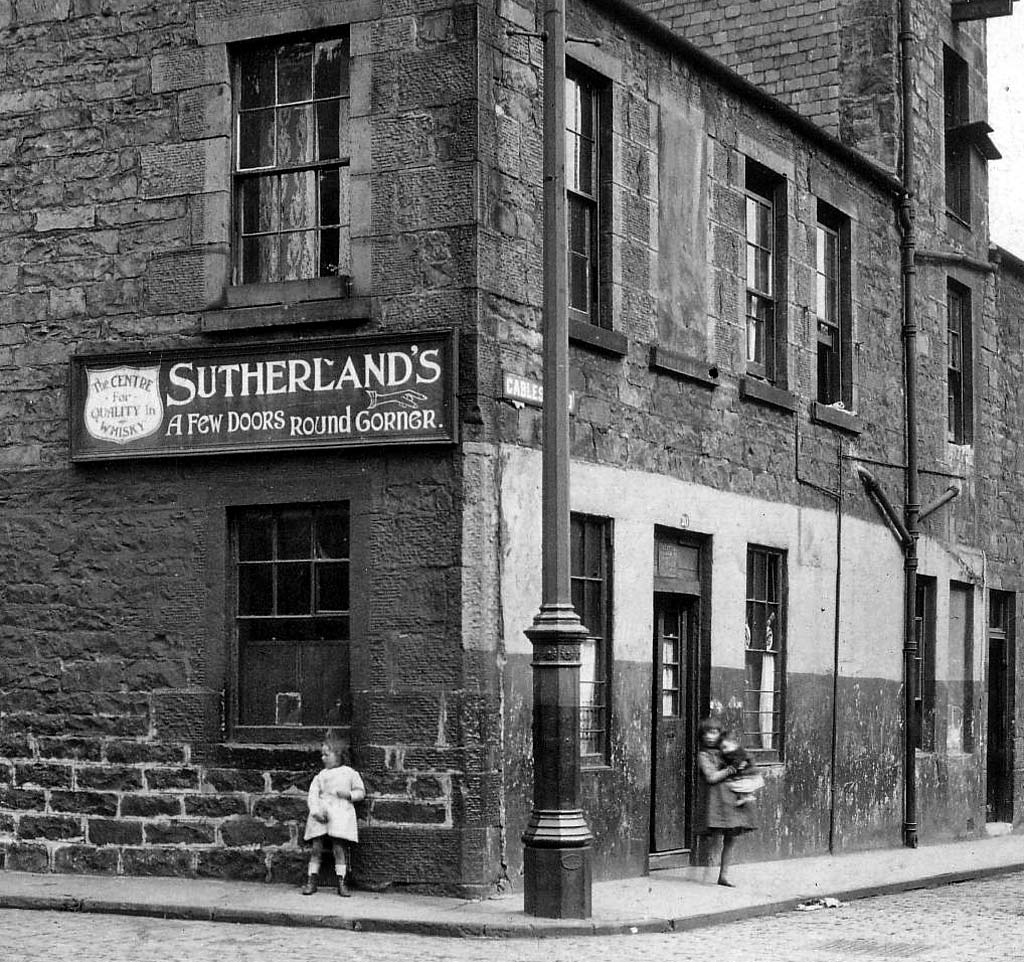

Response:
(571, 513), (612, 764)
(744, 546), (785, 759)
(744, 162), (778, 382)
(234, 34), (350, 286)
(566, 67), (607, 328)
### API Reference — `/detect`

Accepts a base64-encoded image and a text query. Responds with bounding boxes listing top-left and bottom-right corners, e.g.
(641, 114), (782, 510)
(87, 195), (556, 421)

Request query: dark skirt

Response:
(694, 780), (757, 835)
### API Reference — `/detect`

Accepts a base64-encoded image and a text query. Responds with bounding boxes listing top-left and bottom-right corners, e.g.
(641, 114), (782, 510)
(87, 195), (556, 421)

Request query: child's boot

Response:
(337, 876), (351, 897)
(301, 875), (318, 895)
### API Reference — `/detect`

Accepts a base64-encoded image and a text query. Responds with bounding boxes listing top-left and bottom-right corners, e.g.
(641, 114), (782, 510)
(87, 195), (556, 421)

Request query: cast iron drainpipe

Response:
(898, 0), (920, 850)
(856, 458), (961, 850)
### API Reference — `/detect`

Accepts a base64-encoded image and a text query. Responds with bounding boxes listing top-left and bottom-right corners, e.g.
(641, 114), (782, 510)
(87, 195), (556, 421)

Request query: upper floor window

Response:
(744, 160), (787, 385)
(233, 503), (351, 733)
(571, 513), (612, 764)
(815, 201), (852, 408)
(744, 545), (786, 760)
(947, 279), (973, 444)
(944, 46), (971, 223)
(566, 67), (608, 329)
(234, 34), (350, 286)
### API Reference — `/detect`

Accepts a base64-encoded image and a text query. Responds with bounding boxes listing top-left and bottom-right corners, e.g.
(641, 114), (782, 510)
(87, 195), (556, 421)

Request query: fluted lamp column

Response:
(521, 0), (593, 920)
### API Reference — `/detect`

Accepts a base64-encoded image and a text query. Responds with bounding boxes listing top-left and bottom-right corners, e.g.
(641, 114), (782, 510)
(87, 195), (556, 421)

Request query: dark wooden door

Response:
(987, 634), (1013, 822)
(651, 594), (695, 852)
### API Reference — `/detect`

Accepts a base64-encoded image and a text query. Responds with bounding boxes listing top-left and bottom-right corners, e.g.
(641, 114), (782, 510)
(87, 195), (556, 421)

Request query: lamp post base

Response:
(523, 824), (592, 919)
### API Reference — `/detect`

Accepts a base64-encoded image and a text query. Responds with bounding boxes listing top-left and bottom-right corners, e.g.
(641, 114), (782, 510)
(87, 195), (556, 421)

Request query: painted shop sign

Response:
(70, 331), (457, 461)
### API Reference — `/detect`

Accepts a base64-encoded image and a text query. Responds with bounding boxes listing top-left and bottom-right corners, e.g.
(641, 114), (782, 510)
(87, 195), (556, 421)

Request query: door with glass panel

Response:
(651, 593), (697, 853)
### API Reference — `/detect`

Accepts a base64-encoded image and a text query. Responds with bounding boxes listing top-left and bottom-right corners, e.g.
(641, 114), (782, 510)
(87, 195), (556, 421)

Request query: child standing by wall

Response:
(302, 733), (366, 897)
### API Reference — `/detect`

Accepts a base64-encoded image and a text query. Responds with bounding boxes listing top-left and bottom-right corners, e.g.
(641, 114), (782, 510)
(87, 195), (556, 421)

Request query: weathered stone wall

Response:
(987, 254), (1024, 829)
(0, 0), (500, 895)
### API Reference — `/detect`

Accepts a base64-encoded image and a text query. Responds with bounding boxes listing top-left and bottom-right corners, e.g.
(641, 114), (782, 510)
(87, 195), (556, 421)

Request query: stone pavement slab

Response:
(1, 833), (1022, 938)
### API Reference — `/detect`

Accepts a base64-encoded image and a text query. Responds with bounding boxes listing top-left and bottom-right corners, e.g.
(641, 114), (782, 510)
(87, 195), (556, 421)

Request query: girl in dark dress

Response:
(693, 716), (757, 886)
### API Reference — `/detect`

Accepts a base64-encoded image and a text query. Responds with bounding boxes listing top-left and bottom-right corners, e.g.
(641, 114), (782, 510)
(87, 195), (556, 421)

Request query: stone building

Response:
(0, 0), (1018, 895)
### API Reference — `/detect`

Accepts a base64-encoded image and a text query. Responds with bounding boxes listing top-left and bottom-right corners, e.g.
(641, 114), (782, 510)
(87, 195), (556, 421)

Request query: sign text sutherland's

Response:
(70, 331), (458, 461)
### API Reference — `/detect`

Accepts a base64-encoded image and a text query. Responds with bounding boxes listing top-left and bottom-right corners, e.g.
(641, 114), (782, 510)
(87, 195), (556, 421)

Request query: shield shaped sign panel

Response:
(83, 366), (164, 445)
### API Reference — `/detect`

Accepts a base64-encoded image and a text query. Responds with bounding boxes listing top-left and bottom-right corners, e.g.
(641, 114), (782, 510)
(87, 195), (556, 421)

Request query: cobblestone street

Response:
(2, 872), (1022, 962)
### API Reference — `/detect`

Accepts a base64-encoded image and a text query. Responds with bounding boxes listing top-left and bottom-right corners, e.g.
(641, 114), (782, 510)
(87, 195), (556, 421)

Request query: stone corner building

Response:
(0, 0), (1020, 894)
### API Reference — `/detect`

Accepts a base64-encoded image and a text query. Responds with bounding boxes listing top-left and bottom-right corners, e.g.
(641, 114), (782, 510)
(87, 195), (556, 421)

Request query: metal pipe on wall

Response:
(898, 0), (921, 850)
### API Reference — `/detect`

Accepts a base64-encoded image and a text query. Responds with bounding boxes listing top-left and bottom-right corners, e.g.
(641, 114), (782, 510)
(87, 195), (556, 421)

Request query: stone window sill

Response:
(810, 401), (862, 435)
(569, 320), (628, 357)
(739, 376), (797, 412)
(648, 345), (720, 388)
(203, 296), (371, 333)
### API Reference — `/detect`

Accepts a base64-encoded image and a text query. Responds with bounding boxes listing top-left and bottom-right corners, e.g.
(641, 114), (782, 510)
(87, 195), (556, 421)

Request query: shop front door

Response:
(650, 592), (697, 854)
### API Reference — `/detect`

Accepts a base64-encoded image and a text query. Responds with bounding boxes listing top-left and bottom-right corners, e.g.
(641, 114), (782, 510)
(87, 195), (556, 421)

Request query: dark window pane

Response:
(319, 227), (341, 277)
(314, 38), (348, 98)
(316, 100), (340, 161)
(299, 641), (350, 726)
(238, 642), (296, 725)
(241, 234), (279, 284)
(568, 198), (590, 256)
(241, 177), (279, 234)
(277, 43), (313, 104)
(316, 508), (350, 558)
(277, 562), (311, 615)
(243, 616), (349, 643)
(239, 52), (274, 109)
(584, 525), (603, 578)
(239, 109), (275, 169)
(238, 520), (273, 561)
(277, 512), (311, 559)
(569, 254), (589, 313)
(316, 561), (350, 612)
(239, 563), (274, 615)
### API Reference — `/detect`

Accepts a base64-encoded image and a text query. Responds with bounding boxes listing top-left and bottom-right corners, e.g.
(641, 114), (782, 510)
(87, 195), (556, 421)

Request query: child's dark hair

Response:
(697, 716), (724, 744)
(323, 730), (349, 765)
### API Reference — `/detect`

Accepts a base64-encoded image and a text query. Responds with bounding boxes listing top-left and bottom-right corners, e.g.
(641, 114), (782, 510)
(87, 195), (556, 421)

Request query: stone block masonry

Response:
(0, 732), (456, 884)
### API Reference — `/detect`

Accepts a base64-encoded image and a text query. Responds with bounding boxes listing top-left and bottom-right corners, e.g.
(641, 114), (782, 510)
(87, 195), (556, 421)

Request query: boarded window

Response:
(233, 504), (351, 729)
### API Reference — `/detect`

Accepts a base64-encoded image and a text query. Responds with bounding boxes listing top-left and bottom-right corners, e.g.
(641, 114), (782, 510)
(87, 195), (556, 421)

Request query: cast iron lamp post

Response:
(521, 0), (594, 920)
